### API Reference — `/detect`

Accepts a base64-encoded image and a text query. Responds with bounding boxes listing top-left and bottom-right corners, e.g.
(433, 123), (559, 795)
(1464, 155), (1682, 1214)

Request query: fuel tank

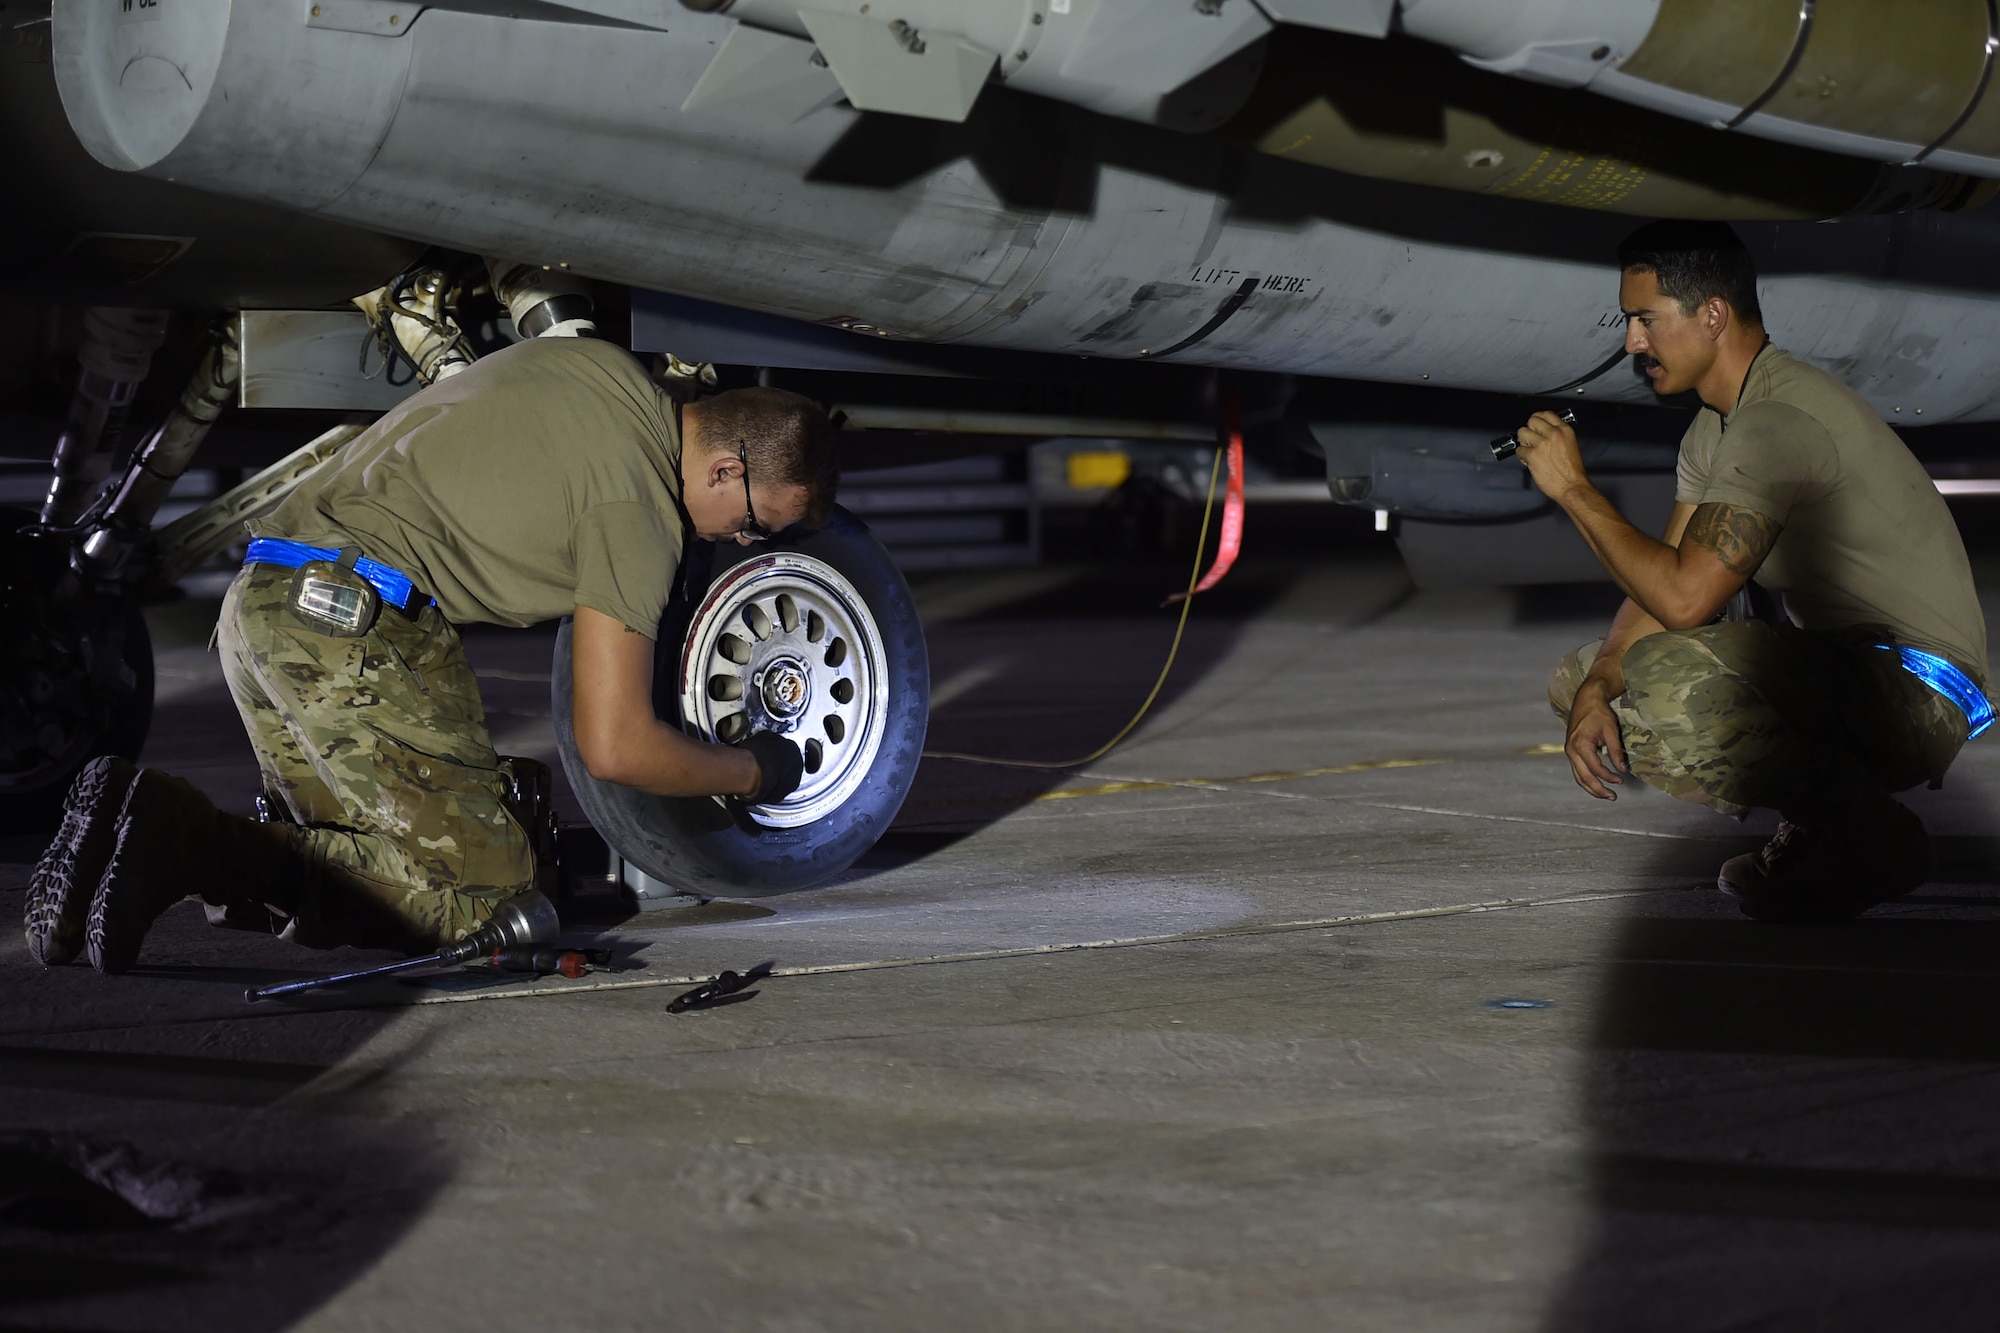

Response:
(1400, 0), (2000, 180)
(3, 15), (418, 309)
(50, 2), (2000, 421)
(1231, 30), (1992, 223)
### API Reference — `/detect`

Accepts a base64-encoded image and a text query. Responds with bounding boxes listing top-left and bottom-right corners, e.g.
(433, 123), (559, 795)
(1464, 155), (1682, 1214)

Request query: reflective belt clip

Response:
(245, 537), (430, 617)
(1881, 645), (1994, 739)
(289, 548), (381, 637)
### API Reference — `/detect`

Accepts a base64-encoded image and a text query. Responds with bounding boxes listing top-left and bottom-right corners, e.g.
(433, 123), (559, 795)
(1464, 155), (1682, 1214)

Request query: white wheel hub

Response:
(677, 552), (890, 828)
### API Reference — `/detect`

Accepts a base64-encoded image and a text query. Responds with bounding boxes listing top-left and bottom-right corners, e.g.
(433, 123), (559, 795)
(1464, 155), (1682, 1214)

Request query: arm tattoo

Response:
(1682, 502), (1780, 578)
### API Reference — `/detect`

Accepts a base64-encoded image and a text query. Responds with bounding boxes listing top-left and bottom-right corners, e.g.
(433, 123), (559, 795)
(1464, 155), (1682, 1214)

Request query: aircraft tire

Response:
(552, 506), (929, 898)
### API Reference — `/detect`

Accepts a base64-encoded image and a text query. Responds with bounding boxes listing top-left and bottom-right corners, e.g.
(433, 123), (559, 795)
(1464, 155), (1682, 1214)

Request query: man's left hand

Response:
(1513, 410), (1588, 502)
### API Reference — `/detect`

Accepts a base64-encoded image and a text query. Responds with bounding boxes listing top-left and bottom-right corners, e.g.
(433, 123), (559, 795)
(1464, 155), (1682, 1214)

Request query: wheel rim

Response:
(677, 551), (890, 829)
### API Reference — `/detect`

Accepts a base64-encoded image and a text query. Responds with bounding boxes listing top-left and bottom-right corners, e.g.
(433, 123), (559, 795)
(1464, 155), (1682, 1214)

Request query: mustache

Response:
(1635, 354), (1662, 373)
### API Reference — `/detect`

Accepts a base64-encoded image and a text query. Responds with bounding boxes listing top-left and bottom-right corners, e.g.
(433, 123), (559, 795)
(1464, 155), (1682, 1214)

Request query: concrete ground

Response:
(6, 536), (2000, 1332)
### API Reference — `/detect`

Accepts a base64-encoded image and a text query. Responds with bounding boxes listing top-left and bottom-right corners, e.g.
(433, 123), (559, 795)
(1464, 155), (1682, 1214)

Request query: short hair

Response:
(1617, 220), (1763, 326)
(689, 386), (840, 530)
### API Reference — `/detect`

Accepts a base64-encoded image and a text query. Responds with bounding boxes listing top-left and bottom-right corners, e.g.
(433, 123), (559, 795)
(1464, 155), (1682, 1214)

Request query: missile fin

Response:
(798, 10), (995, 124)
(682, 23), (847, 125)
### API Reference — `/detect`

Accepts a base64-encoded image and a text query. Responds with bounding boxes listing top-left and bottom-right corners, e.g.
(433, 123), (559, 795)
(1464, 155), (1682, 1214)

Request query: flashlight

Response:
(1490, 407), (1578, 462)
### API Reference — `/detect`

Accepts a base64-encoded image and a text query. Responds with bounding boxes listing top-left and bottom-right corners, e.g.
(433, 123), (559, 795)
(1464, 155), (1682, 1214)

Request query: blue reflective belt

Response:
(244, 538), (429, 613)
(1879, 645), (1994, 738)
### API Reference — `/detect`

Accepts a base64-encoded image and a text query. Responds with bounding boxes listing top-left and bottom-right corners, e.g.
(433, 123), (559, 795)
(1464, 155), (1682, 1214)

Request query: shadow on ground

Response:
(0, 834), (454, 1332)
(1546, 815), (2000, 1331)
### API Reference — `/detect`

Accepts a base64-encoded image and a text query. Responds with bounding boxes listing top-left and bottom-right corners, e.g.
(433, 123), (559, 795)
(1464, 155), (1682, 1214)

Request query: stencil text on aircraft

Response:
(1191, 267), (1318, 297)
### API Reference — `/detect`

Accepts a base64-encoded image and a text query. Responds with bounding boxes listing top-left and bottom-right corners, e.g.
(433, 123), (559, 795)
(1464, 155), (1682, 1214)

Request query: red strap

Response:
(1166, 390), (1245, 604)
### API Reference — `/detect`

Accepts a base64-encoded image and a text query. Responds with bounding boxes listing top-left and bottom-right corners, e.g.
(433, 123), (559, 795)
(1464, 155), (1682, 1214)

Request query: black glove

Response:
(739, 730), (805, 806)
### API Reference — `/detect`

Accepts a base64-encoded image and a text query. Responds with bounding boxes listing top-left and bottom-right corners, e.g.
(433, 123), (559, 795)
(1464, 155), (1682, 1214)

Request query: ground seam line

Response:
(1348, 801), (1729, 842)
(408, 887), (1678, 1006)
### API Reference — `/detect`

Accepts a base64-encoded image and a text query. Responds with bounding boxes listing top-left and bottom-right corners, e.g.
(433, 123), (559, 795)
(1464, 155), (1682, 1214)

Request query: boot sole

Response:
(1728, 892), (1866, 924)
(84, 772), (188, 975)
(1719, 863), (1882, 924)
(24, 757), (137, 967)
(1719, 864), (1882, 922)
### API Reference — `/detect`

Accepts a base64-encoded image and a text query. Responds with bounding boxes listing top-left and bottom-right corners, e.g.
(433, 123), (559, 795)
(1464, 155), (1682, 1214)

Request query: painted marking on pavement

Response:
(1036, 757), (1447, 802)
(1012, 800), (1234, 823)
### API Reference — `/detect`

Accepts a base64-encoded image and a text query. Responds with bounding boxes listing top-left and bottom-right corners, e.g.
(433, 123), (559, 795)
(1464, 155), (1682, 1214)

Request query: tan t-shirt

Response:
(1676, 345), (1988, 688)
(258, 338), (684, 637)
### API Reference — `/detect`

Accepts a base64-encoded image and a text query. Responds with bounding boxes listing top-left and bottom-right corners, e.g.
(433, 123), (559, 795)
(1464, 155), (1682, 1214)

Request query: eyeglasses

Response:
(736, 443), (774, 543)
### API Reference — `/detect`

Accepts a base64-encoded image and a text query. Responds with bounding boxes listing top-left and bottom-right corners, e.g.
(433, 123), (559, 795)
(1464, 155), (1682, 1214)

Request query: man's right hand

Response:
(1565, 677), (1629, 801)
(739, 730), (805, 806)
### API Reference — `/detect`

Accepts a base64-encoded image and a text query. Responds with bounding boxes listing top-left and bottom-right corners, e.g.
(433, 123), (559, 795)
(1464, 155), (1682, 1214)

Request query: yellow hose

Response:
(920, 442), (1225, 770)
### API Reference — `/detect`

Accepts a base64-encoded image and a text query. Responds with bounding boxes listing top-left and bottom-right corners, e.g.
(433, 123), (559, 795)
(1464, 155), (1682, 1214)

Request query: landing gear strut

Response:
(1, 308), (231, 830)
(0, 516), (153, 831)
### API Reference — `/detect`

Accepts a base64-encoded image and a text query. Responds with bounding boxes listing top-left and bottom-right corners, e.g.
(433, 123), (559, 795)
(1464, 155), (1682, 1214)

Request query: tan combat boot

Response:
(84, 769), (319, 974)
(1718, 785), (1931, 923)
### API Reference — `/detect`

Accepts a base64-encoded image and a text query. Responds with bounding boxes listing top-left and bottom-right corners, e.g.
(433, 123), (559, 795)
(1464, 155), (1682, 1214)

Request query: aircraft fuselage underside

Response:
(46, 2), (2000, 423)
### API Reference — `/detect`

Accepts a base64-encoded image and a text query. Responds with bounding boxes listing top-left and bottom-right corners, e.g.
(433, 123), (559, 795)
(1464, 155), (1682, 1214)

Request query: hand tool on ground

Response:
(667, 960), (774, 1013)
(243, 889), (561, 1002)
(486, 944), (615, 978)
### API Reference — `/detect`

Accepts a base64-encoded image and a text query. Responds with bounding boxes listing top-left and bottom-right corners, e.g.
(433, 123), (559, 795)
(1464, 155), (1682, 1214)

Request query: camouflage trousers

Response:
(217, 564), (533, 946)
(1549, 621), (1970, 817)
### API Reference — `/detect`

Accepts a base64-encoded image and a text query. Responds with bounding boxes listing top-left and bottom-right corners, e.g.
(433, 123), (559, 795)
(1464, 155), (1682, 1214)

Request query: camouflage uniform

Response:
(216, 564), (533, 947)
(1549, 621), (1970, 817)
